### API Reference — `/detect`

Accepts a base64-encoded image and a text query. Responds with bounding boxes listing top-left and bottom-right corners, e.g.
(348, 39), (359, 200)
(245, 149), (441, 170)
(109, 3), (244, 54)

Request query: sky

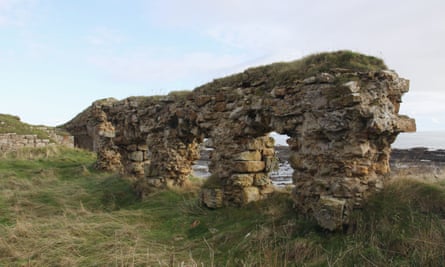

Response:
(0, 0), (444, 131)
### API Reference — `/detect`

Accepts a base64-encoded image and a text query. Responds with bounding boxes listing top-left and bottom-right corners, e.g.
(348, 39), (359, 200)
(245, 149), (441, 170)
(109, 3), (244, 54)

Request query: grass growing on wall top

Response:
(0, 146), (444, 266)
(197, 50), (388, 92)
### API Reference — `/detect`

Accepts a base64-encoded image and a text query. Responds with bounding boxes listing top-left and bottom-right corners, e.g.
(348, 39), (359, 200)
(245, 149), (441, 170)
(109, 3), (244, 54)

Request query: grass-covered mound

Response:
(197, 50), (388, 92)
(0, 147), (444, 266)
(0, 114), (52, 140)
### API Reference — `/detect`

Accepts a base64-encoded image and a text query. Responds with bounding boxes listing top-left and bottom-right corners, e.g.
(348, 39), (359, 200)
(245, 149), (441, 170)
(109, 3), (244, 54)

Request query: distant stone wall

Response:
(0, 131), (74, 153)
(64, 56), (415, 230)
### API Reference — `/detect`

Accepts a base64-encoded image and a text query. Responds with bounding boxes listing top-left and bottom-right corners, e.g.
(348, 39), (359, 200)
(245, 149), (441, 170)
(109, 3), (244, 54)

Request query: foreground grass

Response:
(0, 147), (445, 266)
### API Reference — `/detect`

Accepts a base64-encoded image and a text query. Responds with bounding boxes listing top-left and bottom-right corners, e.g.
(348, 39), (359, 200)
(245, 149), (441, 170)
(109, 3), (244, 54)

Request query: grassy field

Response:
(0, 146), (445, 266)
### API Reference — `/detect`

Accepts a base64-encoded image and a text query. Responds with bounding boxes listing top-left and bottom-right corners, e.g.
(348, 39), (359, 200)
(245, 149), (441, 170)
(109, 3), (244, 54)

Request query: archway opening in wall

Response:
(192, 138), (213, 179)
(269, 132), (293, 187)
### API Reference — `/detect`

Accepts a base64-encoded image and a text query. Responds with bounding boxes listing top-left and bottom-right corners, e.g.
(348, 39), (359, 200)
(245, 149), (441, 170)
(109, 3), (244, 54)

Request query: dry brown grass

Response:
(1, 147), (445, 266)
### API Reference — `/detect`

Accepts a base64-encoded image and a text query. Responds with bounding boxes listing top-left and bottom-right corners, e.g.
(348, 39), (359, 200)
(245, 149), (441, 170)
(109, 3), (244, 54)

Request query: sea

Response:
(392, 131), (445, 150)
(271, 131), (445, 150)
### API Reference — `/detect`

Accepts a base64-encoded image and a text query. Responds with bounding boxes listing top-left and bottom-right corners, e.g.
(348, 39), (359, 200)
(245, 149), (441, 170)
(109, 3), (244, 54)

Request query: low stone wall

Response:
(0, 132), (74, 153)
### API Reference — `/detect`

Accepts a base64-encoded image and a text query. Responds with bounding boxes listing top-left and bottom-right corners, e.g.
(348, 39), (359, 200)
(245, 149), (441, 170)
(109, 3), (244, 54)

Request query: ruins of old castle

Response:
(64, 51), (416, 230)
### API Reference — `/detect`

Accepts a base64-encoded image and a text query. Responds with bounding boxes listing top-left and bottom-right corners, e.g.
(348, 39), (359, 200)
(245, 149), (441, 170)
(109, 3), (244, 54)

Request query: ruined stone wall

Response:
(0, 132), (74, 152)
(64, 59), (415, 230)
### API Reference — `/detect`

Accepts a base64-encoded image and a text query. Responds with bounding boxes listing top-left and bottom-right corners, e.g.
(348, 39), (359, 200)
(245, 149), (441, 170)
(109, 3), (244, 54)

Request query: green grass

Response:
(0, 146), (444, 266)
(0, 114), (47, 138)
(0, 114), (69, 140)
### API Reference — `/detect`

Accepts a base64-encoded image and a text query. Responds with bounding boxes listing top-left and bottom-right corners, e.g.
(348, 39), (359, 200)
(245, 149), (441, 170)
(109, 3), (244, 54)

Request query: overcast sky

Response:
(0, 0), (444, 131)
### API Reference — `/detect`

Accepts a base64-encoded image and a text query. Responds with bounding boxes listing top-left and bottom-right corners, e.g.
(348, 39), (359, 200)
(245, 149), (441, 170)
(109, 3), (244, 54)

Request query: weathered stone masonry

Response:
(0, 131), (74, 153)
(64, 57), (415, 230)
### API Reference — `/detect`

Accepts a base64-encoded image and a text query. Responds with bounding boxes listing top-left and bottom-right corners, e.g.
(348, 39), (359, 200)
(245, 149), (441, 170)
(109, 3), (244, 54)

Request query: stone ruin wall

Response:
(0, 129), (74, 153)
(64, 68), (415, 230)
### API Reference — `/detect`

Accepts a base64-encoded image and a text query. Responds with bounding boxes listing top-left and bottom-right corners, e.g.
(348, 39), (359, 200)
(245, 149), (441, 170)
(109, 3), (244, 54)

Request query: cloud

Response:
(87, 0), (444, 130)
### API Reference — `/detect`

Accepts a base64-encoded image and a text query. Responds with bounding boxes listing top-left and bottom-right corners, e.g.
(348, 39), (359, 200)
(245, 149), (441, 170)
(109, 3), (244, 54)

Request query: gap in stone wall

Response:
(269, 132), (293, 186)
(192, 138), (213, 179)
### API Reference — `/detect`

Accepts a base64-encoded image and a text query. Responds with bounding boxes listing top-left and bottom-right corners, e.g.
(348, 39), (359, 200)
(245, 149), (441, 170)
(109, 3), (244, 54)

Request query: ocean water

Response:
(271, 131), (445, 150)
(392, 132), (445, 150)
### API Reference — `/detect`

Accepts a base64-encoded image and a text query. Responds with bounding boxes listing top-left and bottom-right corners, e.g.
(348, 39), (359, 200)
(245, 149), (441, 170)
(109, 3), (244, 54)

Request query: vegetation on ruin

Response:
(197, 50), (388, 92)
(0, 146), (444, 266)
(0, 114), (52, 140)
(168, 90), (192, 98)
(0, 114), (69, 141)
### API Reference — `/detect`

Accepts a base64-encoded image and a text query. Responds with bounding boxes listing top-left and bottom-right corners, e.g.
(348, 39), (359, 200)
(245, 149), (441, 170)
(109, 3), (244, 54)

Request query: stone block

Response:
(344, 142), (370, 157)
(289, 153), (306, 170)
(230, 174), (254, 187)
(214, 102), (226, 112)
(244, 138), (266, 150)
(254, 173), (270, 186)
(265, 137), (275, 148)
(233, 151), (262, 161)
(215, 92), (225, 102)
(242, 187), (260, 203)
(260, 185), (275, 195)
(138, 144), (148, 151)
(262, 148), (275, 157)
(147, 178), (164, 188)
(264, 156), (278, 172)
(233, 161), (265, 173)
(303, 76), (317, 84)
(373, 162), (389, 174)
(330, 93), (361, 107)
(128, 151), (144, 162)
(312, 196), (346, 231)
(271, 87), (286, 98)
(395, 115), (416, 132)
(127, 144), (138, 151)
(128, 162), (144, 176)
(341, 81), (360, 93)
(196, 95), (212, 107)
(352, 165), (369, 176)
(201, 188), (224, 208)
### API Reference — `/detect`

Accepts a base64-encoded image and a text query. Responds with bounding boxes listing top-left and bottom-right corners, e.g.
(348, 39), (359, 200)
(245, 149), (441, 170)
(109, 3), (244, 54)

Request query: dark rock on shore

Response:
(275, 145), (445, 165)
(390, 147), (445, 164)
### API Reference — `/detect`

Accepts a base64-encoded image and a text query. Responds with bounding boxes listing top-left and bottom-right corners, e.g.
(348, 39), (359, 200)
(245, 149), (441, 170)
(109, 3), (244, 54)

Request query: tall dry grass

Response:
(1, 146), (445, 266)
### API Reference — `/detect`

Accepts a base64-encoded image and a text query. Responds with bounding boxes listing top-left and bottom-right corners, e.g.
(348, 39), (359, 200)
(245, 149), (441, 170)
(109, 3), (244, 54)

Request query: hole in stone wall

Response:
(192, 138), (213, 179)
(269, 132), (293, 187)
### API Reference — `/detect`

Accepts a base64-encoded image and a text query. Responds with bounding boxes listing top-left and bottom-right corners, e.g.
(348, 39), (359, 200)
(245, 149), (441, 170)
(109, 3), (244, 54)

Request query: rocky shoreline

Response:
(275, 145), (445, 164)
